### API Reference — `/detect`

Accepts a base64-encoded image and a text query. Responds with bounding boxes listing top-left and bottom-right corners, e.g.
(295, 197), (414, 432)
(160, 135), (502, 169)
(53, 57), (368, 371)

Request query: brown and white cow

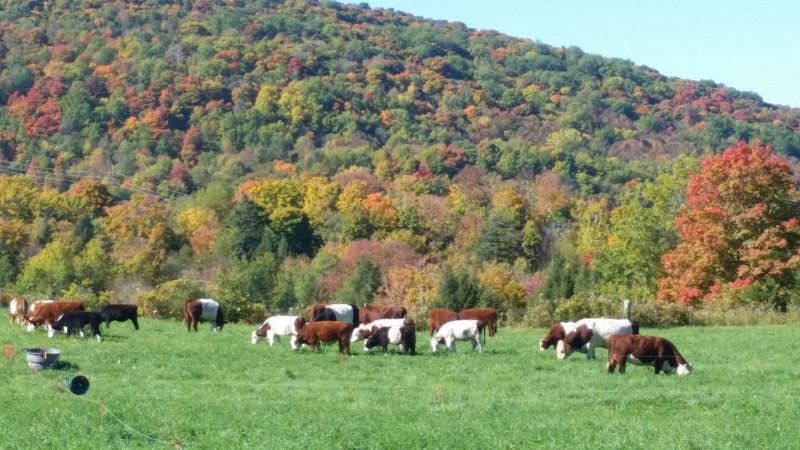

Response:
(7, 296), (28, 325)
(293, 317), (353, 354)
(458, 307), (498, 337)
(607, 334), (692, 376)
(251, 315), (299, 346)
(557, 319), (639, 360)
(427, 308), (458, 337)
(184, 299), (225, 332)
(24, 300), (85, 333)
(540, 319), (596, 351)
(359, 305), (407, 324)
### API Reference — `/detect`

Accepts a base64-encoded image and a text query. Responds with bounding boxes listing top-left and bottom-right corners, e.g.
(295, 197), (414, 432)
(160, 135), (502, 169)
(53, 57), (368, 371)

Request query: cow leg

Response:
(607, 356), (617, 374)
(654, 359), (663, 375)
(192, 319), (198, 332)
(132, 316), (140, 330)
(618, 357), (627, 375)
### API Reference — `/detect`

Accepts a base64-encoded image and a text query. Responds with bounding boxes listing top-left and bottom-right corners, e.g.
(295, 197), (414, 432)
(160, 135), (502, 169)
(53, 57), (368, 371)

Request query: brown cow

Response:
(184, 299), (225, 332)
(359, 305), (407, 324)
(24, 300), (85, 335)
(293, 317), (353, 354)
(7, 296), (28, 325)
(607, 334), (692, 376)
(458, 307), (498, 336)
(427, 308), (458, 337)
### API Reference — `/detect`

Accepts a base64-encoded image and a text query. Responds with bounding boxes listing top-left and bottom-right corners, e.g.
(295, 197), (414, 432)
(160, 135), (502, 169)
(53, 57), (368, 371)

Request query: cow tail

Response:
(630, 320), (639, 335)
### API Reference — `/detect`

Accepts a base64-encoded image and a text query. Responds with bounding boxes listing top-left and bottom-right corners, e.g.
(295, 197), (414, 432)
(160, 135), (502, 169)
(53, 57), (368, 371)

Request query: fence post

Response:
(623, 299), (632, 320)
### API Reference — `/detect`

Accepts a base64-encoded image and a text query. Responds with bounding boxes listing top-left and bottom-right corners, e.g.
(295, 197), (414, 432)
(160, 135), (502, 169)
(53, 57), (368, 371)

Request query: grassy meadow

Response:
(1, 316), (798, 449)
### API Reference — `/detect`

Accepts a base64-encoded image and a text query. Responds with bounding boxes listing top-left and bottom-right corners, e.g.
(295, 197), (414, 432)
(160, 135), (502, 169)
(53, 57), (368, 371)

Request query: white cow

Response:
(251, 315), (299, 346)
(430, 320), (483, 353)
(351, 318), (407, 344)
(556, 318), (639, 360)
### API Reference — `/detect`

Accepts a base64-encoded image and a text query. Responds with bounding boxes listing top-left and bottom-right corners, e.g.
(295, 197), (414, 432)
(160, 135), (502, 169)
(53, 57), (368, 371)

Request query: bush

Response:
(136, 279), (205, 320)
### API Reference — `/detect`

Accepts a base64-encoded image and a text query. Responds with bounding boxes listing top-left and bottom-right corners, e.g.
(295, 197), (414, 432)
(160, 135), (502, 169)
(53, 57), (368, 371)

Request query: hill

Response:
(1, 0), (799, 321)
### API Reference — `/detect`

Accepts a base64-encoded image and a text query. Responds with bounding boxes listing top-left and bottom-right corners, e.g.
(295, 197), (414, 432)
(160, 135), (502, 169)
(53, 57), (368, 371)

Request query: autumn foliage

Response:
(658, 142), (800, 305)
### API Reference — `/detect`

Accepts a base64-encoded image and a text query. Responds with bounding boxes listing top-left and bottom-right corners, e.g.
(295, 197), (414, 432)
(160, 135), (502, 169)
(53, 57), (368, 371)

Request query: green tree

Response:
(336, 256), (380, 306)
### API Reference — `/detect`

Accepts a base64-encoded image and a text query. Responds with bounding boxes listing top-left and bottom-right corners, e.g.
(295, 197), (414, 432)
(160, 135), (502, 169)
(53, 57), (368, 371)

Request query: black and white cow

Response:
(50, 311), (103, 341)
(363, 320), (417, 355)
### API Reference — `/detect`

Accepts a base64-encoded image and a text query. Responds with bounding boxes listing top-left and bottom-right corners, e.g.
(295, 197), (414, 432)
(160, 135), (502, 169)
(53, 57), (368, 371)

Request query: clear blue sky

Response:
(343, 1), (800, 108)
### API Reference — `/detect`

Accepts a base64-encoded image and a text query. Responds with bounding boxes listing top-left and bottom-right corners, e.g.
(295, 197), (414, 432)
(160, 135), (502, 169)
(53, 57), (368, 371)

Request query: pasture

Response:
(1, 317), (798, 449)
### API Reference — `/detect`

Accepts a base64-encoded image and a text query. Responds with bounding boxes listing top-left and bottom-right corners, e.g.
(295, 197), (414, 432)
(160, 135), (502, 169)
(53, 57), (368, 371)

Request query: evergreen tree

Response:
(336, 256), (380, 305)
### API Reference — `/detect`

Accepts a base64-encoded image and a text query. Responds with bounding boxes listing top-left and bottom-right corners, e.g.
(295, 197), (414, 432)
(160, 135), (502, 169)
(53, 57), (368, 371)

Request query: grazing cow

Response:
(556, 319), (640, 360)
(539, 320), (587, 351)
(293, 318), (353, 354)
(99, 304), (139, 330)
(50, 311), (103, 341)
(359, 305), (407, 324)
(7, 296), (28, 325)
(427, 308), (458, 337)
(458, 307), (498, 337)
(308, 303), (359, 327)
(251, 315), (299, 346)
(24, 300), (84, 333)
(430, 320), (484, 353)
(607, 334), (692, 376)
(351, 318), (407, 343)
(364, 320), (417, 355)
(184, 298), (225, 332)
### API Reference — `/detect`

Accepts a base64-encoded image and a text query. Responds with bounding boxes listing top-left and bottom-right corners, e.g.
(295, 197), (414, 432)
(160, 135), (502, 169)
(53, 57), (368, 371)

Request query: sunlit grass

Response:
(1, 317), (798, 449)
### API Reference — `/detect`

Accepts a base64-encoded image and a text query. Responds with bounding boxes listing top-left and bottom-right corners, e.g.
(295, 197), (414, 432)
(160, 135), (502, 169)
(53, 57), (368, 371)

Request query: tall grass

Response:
(1, 317), (798, 449)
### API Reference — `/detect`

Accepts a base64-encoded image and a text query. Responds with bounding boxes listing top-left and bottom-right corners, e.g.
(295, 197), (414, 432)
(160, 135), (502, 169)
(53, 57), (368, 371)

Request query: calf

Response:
(607, 334), (692, 376)
(184, 298), (225, 332)
(364, 320), (416, 355)
(252, 315), (299, 346)
(99, 304), (139, 330)
(359, 305), (407, 324)
(458, 307), (498, 337)
(351, 318), (407, 343)
(427, 308), (458, 337)
(50, 311), (103, 341)
(7, 296), (28, 325)
(293, 318), (353, 354)
(430, 320), (484, 353)
(309, 303), (359, 328)
(557, 319), (640, 360)
(24, 300), (84, 333)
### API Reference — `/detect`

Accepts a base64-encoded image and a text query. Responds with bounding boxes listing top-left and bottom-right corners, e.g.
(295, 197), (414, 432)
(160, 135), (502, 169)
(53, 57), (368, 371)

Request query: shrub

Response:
(136, 279), (205, 320)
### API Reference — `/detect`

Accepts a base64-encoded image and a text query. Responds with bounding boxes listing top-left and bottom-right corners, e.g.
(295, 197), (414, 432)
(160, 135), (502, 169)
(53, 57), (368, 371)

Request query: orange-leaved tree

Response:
(657, 141), (800, 306)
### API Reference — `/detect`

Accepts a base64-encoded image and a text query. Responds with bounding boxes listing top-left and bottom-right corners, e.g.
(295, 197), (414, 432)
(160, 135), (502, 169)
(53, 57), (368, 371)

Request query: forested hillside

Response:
(2, 0), (799, 323)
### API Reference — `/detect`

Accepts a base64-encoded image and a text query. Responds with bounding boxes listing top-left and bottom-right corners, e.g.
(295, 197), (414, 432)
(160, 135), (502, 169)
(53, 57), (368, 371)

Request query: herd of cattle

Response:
(4, 296), (692, 375)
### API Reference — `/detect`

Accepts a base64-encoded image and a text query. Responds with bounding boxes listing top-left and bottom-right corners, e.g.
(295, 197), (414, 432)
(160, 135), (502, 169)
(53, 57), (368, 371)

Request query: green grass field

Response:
(1, 316), (798, 449)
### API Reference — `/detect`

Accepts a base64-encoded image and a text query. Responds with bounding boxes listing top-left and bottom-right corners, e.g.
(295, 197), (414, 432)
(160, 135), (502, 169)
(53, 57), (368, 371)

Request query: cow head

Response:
(252, 321), (271, 344)
(430, 336), (445, 353)
(677, 363), (692, 376)
(539, 323), (565, 351)
(556, 325), (593, 360)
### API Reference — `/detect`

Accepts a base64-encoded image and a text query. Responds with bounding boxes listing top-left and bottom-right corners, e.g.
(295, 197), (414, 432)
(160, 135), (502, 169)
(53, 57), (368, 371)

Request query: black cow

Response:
(51, 311), (103, 341)
(99, 304), (139, 330)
